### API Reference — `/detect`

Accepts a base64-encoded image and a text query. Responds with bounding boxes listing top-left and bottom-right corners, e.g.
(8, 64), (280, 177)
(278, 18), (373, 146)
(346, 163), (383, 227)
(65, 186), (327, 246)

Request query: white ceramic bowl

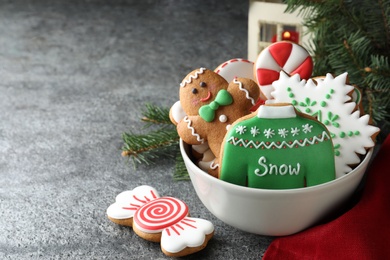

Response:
(180, 139), (373, 236)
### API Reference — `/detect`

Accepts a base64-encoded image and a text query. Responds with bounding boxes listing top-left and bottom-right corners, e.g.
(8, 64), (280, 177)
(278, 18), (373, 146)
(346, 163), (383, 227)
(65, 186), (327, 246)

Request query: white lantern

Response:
(248, 0), (312, 61)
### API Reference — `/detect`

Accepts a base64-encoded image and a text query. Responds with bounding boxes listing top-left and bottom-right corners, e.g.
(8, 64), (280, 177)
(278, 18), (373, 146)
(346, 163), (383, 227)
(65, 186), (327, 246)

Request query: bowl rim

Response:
(180, 138), (373, 195)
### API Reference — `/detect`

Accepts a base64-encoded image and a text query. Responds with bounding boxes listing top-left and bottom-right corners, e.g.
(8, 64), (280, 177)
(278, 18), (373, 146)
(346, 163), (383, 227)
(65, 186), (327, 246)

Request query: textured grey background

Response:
(0, 1), (273, 259)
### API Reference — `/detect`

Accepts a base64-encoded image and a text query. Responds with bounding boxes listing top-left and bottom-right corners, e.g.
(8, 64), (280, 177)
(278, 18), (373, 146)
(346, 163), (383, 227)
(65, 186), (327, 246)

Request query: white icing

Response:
(133, 197), (188, 233)
(227, 131), (331, 150)
(170, 101), (186, 124)
(263, 128), (275, 139)
(283, 43), (310, 73)
(257, 104), (296, 119)
(219, 114), (227, 123)
(233, 78), (256, 105)
(255, 49), (280, 71)
(270, 71), (380, 177)
(255, 42), (312, 100)
(235, 125), (247, 135)
(183, 116), (204, 143)
(107, 186), (215, 256)
(180, 68), (206, 88)
(209, 160), (219, 170)
(215, 58), (255, 83)
(250, 126), (260, 137)
(160, 217), (214, 254)
(106, 185), (159, 220)
(255, 156), (301, 177)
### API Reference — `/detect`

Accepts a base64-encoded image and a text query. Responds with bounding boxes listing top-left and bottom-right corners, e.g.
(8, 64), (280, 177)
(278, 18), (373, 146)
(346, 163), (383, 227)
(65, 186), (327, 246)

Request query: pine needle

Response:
(173, 153), (190, 181)
(141, 103), (172, 127)
(122, 129), (180, 165)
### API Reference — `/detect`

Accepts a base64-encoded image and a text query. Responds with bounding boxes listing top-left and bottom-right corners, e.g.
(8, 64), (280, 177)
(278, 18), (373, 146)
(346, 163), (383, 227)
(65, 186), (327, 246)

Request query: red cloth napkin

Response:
(263, 135), (390, 260)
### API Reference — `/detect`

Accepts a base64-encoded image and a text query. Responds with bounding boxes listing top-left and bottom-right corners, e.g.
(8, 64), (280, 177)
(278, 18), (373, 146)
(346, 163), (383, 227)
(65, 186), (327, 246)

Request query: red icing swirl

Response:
(134, 197), (188, 231)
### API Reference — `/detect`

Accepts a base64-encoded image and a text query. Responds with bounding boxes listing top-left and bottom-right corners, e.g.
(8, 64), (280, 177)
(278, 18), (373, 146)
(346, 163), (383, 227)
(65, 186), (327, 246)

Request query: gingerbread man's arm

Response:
(227, 77), (260, 110)
(176, 115), (207, 145)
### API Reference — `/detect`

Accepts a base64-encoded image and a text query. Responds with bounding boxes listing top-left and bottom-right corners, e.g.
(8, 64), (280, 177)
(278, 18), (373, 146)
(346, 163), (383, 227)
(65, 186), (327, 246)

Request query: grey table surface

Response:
(0, 1), (274, 259)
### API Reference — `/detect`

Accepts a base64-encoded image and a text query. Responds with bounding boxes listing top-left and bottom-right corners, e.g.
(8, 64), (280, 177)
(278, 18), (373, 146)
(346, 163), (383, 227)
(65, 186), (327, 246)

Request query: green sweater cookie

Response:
(219, 105), (336, 189)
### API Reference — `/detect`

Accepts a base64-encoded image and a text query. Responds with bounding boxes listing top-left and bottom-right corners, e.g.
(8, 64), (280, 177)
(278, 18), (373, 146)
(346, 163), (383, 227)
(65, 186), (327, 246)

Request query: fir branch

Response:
(173, 153), (190, 181)
(141, 103), (173, 127)
(121, 129), (180, 165)
(285, 0), (390, 138)
(378, 0), (390, 50)
(121, 102), (190, 179)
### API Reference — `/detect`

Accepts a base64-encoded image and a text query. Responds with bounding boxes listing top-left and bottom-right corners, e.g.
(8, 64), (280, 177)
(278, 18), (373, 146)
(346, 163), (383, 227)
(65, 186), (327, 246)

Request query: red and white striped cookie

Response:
(254, 41), (313, 100)
(215, 58), (255, 83)
(107, 185), (214, 257)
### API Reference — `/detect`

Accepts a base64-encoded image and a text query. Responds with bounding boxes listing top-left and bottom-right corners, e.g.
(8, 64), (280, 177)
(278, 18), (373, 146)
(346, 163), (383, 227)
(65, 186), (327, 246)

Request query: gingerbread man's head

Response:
(179, 68), (228, 116)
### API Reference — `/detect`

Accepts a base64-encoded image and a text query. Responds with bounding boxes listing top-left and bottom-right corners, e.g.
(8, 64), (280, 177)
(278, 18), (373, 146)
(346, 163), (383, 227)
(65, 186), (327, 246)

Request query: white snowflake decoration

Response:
(235, 125), (247, 135)
(269, 71), (380, 177)
(278, 128), (289, 138)
(250, 126), (260, 137)
(263, 128), (275, 139)
(291, 127), (300, 136)
(302, 124), (313, 134)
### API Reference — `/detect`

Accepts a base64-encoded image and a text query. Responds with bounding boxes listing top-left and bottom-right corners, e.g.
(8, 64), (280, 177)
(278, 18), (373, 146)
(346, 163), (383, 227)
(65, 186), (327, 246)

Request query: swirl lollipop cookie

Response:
(107, 185), (214, 257)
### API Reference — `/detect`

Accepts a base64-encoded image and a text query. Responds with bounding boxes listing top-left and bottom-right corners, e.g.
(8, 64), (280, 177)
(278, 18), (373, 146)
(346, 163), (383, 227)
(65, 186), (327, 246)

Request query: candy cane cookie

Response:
(107, 185), (214, 257)
(255, 41), (313, 100)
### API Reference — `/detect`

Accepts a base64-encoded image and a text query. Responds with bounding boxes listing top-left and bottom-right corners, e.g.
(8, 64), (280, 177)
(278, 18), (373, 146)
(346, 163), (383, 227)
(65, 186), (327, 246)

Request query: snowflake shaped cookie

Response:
(270, 72), (380, 177)
(106, 185), (214, 257)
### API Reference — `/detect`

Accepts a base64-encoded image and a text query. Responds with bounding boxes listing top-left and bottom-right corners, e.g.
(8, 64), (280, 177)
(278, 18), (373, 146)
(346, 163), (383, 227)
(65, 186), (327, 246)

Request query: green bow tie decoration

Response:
(199, 89), (233, 122)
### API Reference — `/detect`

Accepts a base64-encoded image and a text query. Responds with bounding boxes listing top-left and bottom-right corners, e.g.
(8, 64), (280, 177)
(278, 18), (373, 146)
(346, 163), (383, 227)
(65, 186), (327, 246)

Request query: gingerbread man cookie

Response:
(170, 68), (260, 176)
(107, 185), (214, 257)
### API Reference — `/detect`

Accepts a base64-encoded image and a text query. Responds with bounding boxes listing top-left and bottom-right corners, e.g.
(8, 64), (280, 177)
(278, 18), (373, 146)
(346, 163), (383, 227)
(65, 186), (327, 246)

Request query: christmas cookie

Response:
(219, 104), (336, 189)
(170, 68), (260, 176)
(269, 72), (380, 177)
(214, 58), (255, 83)
(107, 185), (214, 257)
(254, 41), (313, 100)
(214, 58), (266, 111)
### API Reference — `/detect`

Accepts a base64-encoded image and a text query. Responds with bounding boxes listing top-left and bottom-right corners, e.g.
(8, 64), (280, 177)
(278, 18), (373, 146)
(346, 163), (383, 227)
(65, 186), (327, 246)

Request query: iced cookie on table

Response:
(107, 185), (214, 257)
(170, 68), (260, 177)
(219, 104), (336, 189)
(269, 72), (380, 177)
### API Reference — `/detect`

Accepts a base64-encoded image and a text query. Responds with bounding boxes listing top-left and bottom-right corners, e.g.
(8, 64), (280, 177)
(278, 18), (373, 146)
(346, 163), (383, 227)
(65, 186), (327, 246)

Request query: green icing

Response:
(198, 89), (233, 122)
(220, 110), (336, 189)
